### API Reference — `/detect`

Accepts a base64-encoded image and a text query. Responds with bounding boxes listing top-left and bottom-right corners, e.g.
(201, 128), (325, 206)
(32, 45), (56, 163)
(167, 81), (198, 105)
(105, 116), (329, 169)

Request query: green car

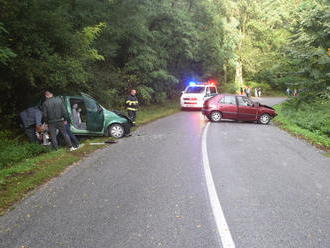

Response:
(61, 93), (132, 138)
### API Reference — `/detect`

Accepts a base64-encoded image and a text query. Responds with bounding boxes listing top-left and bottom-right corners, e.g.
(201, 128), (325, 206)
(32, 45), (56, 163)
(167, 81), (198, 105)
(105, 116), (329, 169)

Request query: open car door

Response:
(81, 93), (104, 132)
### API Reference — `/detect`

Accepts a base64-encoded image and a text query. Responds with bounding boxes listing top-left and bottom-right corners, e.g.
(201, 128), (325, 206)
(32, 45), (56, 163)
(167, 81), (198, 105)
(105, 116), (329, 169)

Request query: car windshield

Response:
(185, 86), (205, 94)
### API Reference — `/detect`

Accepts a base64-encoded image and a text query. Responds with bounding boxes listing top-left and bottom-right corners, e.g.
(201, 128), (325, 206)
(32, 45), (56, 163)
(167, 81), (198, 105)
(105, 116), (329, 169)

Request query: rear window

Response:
(186, 86), (205, 94)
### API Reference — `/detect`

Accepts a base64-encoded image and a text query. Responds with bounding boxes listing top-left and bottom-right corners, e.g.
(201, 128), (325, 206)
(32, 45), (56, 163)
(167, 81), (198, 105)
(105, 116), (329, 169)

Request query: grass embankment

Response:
(273, 97), (330, 152)
(0, 100), (180, 214)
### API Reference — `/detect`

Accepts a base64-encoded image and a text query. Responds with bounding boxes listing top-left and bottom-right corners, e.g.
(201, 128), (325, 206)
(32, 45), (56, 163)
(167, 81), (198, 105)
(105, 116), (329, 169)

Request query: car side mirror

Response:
(253, 102), (260, 107)
(97, 106), (103, 113)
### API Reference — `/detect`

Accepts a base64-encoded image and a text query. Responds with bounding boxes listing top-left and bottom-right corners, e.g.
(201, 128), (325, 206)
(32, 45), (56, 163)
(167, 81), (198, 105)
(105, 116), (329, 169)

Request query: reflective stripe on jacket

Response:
(126, 95), (139, 111)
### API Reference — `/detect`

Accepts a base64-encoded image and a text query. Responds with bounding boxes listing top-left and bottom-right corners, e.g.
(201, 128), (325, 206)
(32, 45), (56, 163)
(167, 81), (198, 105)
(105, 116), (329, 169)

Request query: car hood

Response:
(259, 104), (275, 110)
(181, 93), (204, 99)
(112, 110), (133, 124)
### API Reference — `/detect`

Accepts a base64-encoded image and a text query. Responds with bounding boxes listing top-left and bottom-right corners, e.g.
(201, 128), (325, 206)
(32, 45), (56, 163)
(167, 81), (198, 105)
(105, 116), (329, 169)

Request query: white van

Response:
(180, 84), (218, 109)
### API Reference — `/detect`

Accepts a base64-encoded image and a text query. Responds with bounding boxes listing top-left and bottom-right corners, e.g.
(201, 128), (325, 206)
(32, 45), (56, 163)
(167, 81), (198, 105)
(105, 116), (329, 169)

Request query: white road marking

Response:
(202, 122), (236, 248)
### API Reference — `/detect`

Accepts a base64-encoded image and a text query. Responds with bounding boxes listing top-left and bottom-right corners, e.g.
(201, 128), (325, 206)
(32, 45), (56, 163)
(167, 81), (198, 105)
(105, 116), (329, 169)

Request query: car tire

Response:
(258, 113), (271, 125)
(108, 124), (125, 138)
(210, 111), (222, 122)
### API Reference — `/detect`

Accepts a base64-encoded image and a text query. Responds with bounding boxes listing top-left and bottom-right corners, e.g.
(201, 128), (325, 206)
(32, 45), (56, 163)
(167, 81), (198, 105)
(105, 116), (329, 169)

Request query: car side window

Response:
(237, 96), (253, 106)
(225, 96), (236, 105)
(220, 96), (236, 105)
(220, 97), (225, 104)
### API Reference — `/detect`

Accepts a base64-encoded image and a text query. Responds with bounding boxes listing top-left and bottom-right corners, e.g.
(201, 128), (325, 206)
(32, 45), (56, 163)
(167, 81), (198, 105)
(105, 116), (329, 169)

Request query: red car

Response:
(202, 94), (277, 124)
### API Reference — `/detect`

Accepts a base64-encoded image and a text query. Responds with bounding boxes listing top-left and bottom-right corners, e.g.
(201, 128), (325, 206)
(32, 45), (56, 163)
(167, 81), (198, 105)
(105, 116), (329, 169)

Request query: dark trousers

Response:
(24, 127), (38, 143)
(128, 110), (137, 124)
(65, 123), (80, 147)
(48, 121), (72, 149)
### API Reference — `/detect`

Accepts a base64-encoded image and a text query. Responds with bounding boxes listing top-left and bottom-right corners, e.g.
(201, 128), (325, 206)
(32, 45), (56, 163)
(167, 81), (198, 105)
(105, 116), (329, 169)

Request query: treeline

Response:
(0, 0), (329, 127)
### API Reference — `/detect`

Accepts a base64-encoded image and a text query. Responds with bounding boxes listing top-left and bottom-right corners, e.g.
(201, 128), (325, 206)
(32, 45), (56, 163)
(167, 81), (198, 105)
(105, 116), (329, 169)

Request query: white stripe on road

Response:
(202, 122), (236, 248)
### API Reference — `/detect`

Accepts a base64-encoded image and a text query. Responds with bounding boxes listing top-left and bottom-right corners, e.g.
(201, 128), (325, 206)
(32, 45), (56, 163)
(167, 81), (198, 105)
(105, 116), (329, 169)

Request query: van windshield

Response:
(186, 86), (205, 93)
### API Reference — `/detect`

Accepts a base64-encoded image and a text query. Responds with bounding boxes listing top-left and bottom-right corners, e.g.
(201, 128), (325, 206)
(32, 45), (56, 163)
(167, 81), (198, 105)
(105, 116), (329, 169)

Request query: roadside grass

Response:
(0, 100), (180, 215)
(136, 100), (180, 125)
(273, 99), (330, 151)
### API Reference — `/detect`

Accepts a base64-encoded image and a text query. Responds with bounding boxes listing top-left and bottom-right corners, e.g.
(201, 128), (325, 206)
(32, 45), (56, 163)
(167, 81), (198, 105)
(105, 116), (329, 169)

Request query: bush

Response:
(280, 97), (330, 137)
(0, 131), (49, 169)
(219, 83), (237, 94)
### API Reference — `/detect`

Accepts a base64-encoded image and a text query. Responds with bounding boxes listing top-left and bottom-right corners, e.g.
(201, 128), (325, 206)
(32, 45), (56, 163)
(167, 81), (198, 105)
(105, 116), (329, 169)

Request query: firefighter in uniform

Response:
(126, 89), (139, 126)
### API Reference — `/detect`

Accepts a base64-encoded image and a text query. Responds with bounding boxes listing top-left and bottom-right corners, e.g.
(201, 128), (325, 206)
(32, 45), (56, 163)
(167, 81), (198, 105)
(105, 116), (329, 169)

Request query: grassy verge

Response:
(273, 99), (330, 151)
(0, 100), (180, 215)
(136, 100), (180, 125)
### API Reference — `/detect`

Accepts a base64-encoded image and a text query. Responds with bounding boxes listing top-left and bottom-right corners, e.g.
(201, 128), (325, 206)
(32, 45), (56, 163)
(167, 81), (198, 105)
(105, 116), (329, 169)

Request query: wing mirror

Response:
(253, 102), (260, 107)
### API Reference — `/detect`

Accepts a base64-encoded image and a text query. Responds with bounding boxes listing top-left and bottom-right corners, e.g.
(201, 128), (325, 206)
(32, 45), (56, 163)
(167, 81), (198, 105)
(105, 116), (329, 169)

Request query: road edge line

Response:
(202, 122), (236, 248)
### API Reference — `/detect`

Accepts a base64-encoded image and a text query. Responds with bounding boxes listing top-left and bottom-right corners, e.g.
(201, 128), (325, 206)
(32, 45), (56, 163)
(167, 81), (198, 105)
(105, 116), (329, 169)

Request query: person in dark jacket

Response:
(126, 89), (139, 126)
(19, 106), (43, 143)
(42, 91), (76, 151)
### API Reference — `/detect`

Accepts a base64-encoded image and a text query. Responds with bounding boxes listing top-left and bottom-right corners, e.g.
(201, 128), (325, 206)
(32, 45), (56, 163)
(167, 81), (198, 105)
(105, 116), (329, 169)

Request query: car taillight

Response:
(183, 98), (197, 101)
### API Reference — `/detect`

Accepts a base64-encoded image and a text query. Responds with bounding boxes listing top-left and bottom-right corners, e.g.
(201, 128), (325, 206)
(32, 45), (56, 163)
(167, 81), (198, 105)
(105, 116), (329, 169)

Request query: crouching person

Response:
(42, 90), (76, 151)
(19, 106), (43, 143)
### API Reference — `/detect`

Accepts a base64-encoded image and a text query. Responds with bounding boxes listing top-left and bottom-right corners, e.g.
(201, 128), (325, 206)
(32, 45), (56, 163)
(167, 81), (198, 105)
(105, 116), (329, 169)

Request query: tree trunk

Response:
(223, 63), (227, 84)
(234, 59), (243, 91)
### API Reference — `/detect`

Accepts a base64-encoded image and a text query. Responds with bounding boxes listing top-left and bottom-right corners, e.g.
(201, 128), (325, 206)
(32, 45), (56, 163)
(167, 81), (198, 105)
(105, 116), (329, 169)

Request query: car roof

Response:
(187, 84), (216, 87)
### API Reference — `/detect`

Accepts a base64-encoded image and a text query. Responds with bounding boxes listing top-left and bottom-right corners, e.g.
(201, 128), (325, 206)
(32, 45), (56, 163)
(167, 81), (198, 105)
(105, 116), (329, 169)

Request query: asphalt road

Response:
(1, 97), (329, 248)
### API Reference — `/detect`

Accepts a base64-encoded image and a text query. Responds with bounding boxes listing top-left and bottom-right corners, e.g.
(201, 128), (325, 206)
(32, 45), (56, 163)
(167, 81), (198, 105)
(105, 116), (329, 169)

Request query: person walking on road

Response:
(42, 90), (76, 151)
(126, 89), (139, 126)
(257, 88), (262, 97)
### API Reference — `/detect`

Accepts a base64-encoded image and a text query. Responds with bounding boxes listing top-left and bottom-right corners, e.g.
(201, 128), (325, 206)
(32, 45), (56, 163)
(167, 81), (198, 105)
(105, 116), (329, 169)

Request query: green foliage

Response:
(0, 131), (49, 169)
(0, 23), (16, 65)
(136, 85), (154, 105)
(279, 97), (330, 137)
(274, 98), (330, 148)
(219, 83), (238, 94)
(286, 3), (330, 92)
(0, 0), (328, 129)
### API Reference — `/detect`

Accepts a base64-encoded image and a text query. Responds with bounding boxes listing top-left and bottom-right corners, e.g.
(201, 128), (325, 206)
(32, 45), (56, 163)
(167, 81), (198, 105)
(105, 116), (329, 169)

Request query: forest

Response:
(0, 0), (329, 128)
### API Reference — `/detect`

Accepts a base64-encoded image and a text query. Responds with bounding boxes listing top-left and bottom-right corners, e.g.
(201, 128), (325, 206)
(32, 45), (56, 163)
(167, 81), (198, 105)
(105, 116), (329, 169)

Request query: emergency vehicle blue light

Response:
(189, 81), (197, 86)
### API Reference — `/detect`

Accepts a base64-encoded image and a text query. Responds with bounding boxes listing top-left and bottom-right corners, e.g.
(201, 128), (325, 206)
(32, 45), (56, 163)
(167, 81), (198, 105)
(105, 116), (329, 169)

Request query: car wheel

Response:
(258, 113), (271, 125)
(108, 124), (125, 138)
(210, 111), (222, 122)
